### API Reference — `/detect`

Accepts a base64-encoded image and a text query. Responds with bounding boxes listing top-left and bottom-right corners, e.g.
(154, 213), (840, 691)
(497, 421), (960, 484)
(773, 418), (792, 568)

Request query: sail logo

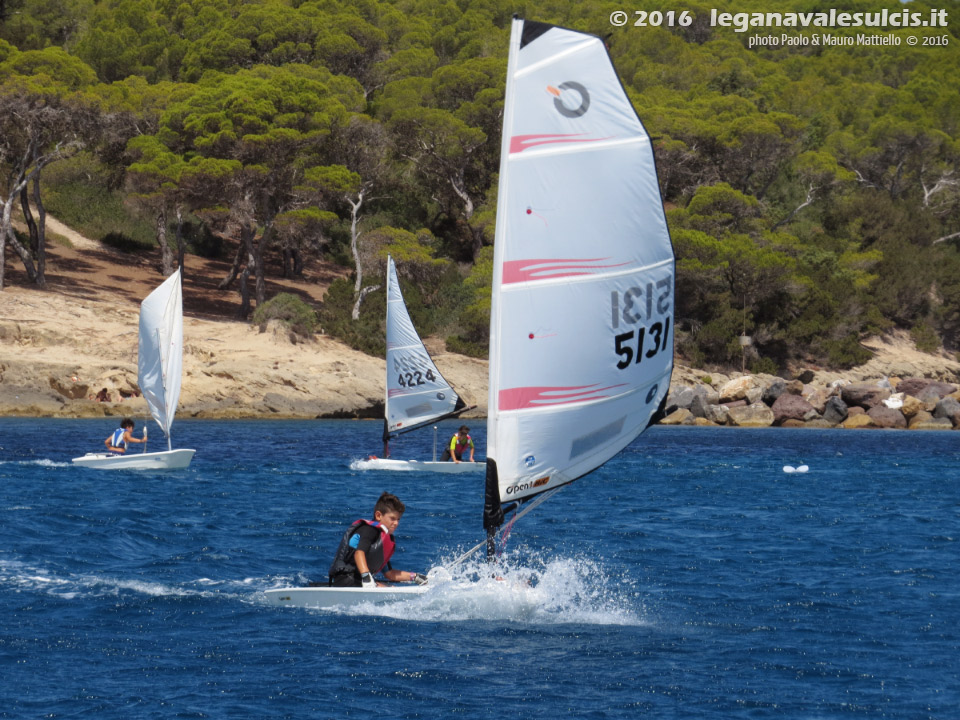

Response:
(505, 476), (550, 495)
(548, 81), (590, 118)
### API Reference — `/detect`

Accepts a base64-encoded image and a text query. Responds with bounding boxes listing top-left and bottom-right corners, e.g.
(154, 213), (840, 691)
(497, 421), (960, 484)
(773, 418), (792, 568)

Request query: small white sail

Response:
(484, 19), (674, 528)
(138, 268), (184, 451)
(385, 256), (464, 436)
(72, 268), (194, 470)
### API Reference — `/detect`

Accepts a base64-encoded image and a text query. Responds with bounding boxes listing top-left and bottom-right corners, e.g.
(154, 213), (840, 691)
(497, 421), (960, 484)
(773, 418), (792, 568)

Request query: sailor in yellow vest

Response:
(440, 425), (475, 463)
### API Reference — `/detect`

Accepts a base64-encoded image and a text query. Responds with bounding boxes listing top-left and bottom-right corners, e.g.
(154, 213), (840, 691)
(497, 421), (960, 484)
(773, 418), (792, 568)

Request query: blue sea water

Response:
(1, 418), (958, 719)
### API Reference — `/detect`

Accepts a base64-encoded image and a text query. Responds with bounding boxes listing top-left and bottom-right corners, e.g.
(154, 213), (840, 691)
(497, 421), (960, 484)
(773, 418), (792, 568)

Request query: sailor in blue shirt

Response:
(105, 418), (146, 454)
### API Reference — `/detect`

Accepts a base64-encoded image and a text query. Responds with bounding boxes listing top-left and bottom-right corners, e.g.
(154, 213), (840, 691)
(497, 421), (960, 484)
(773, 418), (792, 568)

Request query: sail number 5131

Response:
(614, 320), (670, 369)
(611, 279), (672, 370)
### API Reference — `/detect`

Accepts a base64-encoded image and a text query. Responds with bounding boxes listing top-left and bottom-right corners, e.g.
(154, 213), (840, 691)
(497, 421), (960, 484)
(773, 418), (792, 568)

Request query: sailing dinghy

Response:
(267, 17), (674, 609)
(72, 268), (196, 470)
(481, 17), (675, 551)
(352, 255), (480, 473)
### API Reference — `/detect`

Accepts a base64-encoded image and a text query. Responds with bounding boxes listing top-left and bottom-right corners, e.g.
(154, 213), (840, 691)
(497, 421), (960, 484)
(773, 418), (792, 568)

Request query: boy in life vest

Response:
(105, 418), (147, 454)
(327, 492), (427, 588)
(440, 425), (475, 463)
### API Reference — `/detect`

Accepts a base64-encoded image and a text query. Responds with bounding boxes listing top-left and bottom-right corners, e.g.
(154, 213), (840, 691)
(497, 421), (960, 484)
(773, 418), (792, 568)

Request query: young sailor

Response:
(104, 418), (146, 454)
(440, 425), (475, 463)
(327, 492), (427, 588)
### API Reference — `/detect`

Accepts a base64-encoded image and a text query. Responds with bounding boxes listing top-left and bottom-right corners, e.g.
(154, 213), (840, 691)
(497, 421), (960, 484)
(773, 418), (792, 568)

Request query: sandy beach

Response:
(0, 221), (487, 420)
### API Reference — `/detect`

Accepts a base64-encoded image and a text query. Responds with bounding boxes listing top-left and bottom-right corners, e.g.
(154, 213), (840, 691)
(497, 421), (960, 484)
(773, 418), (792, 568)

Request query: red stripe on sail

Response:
(502, 258), (630, 285)
(499, 384), (627, 411)
(510, 134), (611, 154)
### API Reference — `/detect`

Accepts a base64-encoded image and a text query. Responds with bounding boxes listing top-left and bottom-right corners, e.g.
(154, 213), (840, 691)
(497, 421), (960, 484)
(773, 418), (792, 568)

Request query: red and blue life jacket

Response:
(328, 518), (396, 580)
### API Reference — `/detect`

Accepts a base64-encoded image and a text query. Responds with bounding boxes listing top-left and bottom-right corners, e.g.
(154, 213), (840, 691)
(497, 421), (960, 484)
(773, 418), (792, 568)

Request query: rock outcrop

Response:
(662, 374), (959, 431)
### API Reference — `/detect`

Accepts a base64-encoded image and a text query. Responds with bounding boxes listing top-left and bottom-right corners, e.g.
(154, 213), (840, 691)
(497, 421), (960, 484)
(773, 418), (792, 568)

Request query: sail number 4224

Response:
(393, 354), (438, 387)
(397, 368), (436, 387)
(611, 280), (672, 370)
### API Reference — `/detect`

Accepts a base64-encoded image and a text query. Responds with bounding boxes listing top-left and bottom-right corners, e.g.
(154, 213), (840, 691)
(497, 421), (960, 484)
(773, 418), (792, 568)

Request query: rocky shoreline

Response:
(0, 288), (489, 421)
(3, 282), (960, 428)
(5, 346), (960, 431)
(662, 374), (960, 431)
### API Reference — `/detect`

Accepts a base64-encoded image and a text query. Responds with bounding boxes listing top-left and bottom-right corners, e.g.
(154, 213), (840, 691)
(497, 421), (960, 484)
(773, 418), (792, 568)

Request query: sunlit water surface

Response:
(1, 419), (958, 718)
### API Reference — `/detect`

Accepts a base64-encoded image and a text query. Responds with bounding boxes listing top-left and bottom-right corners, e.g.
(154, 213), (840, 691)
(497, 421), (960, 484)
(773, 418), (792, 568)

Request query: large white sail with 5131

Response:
(484, 18), (675, 530)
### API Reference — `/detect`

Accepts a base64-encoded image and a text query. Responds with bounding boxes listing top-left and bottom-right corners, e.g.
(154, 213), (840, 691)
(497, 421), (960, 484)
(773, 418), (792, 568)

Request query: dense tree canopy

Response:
(2, 0), (959, 370)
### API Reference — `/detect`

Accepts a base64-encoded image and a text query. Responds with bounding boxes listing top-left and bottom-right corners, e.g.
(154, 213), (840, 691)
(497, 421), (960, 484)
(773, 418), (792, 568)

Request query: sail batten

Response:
(484, 18), (675, 529)
(515, 40), (597, 77)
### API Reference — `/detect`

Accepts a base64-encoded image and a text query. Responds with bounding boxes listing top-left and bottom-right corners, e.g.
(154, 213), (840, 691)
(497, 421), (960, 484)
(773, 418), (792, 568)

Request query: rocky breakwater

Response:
(660, 374), (960, 431)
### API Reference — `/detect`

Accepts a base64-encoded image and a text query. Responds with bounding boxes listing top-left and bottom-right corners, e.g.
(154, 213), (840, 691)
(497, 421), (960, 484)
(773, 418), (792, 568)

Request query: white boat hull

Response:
(350, 458), (484, 473)
(265, 585), (428, 609)
(71, 449), (196, 470)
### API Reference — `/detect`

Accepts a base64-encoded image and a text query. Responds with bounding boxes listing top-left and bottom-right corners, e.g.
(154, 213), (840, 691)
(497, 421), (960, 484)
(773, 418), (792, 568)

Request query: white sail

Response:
(138, 268), (184, 450)
(485, 19), (674, 525)
(385, 256), (463, 436)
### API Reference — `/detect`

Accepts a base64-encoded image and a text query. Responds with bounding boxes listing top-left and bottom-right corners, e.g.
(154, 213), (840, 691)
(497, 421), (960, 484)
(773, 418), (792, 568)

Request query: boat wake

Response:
(0, 556), (259, 602)
(0, 459), (70, 468)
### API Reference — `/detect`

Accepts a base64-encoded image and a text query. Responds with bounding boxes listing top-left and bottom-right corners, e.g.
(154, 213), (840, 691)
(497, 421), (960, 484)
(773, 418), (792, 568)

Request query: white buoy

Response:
(783, 465), (796, 473)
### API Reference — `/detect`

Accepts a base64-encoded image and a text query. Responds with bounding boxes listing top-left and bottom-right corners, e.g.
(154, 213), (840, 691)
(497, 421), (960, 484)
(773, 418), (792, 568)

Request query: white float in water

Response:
(783, 465), (810, 473)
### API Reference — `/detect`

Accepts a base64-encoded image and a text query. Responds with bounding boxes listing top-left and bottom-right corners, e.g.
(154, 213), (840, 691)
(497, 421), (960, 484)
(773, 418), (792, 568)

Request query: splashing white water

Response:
(331, 548), (647, 626)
